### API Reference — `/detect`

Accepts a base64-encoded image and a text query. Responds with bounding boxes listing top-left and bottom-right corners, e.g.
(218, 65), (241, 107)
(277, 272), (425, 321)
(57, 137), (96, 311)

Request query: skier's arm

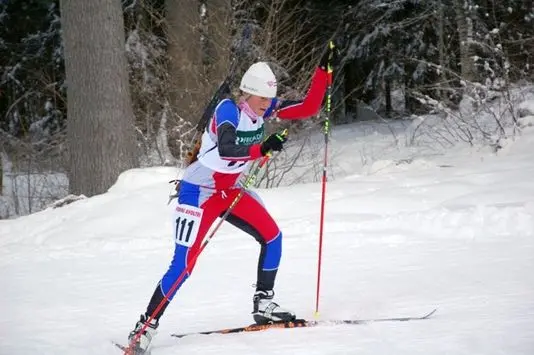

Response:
(274, 67), (330, 120)
(214, 100), (263, 161)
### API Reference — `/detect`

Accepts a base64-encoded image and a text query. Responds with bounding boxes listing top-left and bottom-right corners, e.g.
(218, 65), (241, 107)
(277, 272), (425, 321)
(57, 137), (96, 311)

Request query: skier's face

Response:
(247, 95), (273, 116)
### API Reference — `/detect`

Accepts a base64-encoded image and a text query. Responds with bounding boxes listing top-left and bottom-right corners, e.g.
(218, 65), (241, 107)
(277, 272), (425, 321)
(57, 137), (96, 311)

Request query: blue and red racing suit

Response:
(148, 67), (330, 315)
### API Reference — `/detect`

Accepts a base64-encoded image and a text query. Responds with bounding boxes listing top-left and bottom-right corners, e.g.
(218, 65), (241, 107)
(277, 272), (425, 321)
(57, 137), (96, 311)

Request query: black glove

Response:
(319, 41), (339, 71)
(260, 132), (287, 155)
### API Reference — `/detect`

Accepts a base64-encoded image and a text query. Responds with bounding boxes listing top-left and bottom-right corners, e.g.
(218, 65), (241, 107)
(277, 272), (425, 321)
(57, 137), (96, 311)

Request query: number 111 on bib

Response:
(173, 204), (203, 247)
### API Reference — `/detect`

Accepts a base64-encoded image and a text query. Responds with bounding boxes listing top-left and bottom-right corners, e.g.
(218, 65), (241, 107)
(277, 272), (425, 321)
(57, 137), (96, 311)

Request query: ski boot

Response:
(127, 314), (158, 355)
(252, 289), (296, 325)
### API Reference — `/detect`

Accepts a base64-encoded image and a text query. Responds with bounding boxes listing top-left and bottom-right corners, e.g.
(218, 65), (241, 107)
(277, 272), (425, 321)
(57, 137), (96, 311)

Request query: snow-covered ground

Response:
(1, 118), (534, 354)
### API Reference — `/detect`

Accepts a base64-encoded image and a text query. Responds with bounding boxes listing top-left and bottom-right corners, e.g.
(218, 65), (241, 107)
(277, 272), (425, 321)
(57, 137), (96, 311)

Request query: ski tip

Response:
(112, 341), (128, 352)
(425, 308), (438, 318)
(112, 341), (139, 355)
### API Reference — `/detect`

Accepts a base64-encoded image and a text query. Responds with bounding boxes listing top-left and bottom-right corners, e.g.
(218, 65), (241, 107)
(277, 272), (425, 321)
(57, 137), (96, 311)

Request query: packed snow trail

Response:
(1, 125), (534, 355)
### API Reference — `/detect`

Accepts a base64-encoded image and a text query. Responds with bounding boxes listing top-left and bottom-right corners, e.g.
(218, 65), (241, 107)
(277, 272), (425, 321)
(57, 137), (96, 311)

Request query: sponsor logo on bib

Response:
(235, 125), (264, 145)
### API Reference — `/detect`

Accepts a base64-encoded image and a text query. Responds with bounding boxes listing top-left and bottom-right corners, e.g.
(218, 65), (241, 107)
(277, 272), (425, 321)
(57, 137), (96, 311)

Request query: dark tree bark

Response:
(61, 0), (138, 196)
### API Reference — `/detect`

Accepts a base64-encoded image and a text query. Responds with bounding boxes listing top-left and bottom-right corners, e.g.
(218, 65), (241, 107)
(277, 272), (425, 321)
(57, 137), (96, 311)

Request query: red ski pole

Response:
(315, 41), (334, 317)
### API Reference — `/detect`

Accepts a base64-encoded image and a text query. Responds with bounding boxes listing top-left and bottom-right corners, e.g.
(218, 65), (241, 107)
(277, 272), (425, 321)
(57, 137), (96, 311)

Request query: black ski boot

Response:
(127, 314), (158, 355)
(252, 289), (296, 325)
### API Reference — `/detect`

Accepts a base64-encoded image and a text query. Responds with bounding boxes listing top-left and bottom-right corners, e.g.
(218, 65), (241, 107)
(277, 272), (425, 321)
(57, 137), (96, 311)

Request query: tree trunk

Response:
(60, 0), (138, 196)
(404, 61), (423, 114)
(438, 0), (447, 101)
(164, 0), (231, 162)
(344, 59), (359, 119)
(0, 152), (3, 196)
(385, 77), (392, 118)
(164, 0), (206, 162)
(454, 0), (477, 82)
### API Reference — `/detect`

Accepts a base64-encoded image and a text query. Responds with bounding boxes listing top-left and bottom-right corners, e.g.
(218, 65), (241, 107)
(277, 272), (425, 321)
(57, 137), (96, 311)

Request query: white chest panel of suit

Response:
(197, 108), (265, 174)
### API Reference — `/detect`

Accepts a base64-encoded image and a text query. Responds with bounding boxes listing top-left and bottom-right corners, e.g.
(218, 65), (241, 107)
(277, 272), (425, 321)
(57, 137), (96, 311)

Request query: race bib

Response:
(173, 204), (203, 247)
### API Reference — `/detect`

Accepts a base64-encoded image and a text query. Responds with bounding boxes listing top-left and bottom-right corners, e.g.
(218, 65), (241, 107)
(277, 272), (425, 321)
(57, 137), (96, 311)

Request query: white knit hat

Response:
(239, 62), (277, 98)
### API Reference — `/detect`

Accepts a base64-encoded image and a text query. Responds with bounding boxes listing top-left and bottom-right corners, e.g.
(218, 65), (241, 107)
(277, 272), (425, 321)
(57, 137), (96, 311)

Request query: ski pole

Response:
(126, 130), (288, 354)
(315, 41), (334, 317)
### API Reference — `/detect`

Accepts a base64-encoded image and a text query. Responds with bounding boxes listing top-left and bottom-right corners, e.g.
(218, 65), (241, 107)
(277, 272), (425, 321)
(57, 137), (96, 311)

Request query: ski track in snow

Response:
(1, 125), (534, 354)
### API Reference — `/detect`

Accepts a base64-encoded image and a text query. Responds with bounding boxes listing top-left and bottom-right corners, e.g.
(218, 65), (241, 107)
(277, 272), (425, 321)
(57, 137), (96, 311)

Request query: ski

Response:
(170, 308), (437, 339)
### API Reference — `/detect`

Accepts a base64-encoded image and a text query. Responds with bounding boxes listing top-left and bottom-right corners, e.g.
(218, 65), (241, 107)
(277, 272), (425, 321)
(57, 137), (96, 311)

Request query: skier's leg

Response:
(224, 212), (278, 292)
(147, 182), (226, 318)
(228, 191), (295, 324)
(128, 182), (227, 350)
